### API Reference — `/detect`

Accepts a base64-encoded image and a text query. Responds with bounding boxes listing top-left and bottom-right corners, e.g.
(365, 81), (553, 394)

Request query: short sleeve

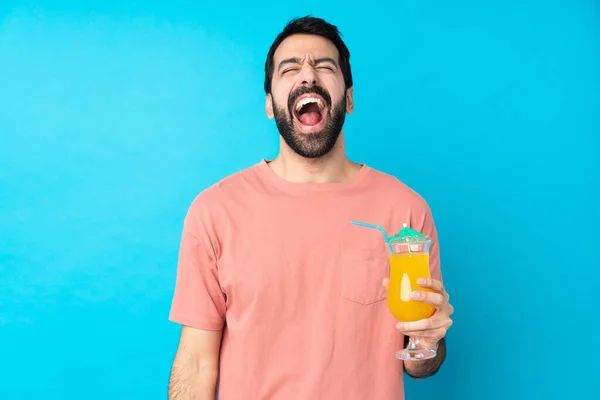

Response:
(168, 224), (226, 331)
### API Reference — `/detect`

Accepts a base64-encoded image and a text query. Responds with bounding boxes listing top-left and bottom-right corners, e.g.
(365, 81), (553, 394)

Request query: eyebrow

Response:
(277, 57), (338, 72)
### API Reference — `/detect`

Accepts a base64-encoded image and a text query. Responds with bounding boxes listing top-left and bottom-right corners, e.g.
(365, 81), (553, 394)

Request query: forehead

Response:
(273, 34), (339, 63)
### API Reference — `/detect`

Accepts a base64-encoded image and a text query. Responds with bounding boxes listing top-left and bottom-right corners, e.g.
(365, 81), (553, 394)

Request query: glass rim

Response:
(388, 237), (432, 245)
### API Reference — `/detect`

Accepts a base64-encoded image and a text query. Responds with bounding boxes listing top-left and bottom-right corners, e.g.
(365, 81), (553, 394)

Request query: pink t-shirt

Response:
(169, 160), (442, 400)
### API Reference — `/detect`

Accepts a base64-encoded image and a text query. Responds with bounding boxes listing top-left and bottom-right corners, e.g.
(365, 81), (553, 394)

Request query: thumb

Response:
(382, 278), (390, 292)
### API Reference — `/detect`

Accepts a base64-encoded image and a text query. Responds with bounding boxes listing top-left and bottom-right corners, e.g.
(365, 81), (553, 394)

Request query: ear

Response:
(266, 93), (274, 119)
(345, 87), (354, 114)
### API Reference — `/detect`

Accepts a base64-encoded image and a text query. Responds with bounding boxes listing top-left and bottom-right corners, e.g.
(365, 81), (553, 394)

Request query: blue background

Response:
(1, 1), (598, 399)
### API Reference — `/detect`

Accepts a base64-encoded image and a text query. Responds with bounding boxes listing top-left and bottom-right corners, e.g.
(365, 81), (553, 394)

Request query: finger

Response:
(400, 327), (448, 341)
(382, 278), (389, 291)
(410, 290), (445, 307)
(397, 319), (432, 333)
(397, 316), (451, 333)
(417, 278), (445, 293)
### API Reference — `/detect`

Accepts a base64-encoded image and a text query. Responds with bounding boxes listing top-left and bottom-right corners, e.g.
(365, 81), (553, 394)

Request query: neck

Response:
(268, 132), (362, 184)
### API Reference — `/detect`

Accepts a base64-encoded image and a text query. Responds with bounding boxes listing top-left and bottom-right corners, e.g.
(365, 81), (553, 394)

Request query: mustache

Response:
(287, 85), (332, 112)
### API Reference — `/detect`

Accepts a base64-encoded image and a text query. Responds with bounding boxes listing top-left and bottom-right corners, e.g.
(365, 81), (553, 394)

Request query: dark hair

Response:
(264, 16), (353, 94)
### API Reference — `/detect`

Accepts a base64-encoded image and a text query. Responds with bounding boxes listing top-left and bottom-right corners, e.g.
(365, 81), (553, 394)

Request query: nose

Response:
(298, 64), (319, 87)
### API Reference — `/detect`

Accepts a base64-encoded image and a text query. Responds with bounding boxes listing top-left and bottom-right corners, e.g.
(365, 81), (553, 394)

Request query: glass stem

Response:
(408, 336), (419, 351)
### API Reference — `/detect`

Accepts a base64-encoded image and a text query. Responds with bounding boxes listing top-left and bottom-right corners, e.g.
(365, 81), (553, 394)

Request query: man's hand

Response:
(383, 277), (453, 348)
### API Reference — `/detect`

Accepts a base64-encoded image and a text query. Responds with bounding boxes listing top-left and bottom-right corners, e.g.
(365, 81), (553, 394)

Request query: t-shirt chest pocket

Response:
(339, 246), (389, 305)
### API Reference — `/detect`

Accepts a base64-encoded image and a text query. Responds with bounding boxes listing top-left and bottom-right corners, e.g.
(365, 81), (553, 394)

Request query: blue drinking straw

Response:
(350, 220), (394, 253)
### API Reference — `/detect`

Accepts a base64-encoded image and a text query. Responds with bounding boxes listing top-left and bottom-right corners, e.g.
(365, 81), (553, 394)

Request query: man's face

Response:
(266, 34), (354, 158)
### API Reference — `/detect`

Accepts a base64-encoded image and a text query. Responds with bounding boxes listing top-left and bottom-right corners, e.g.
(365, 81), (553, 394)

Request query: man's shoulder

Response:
(366, 166), (432, 211)
(188, 162), (261, 208)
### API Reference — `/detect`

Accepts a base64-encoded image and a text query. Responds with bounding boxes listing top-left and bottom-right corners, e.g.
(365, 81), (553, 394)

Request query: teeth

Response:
(295, 97), (324, 112)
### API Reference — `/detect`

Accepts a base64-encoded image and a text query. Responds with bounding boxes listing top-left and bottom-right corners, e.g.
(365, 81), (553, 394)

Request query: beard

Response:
(272, 85), (347, 159)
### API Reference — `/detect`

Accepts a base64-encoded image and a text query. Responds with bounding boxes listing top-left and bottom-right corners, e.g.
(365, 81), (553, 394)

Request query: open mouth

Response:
(293, 96), (326, 129)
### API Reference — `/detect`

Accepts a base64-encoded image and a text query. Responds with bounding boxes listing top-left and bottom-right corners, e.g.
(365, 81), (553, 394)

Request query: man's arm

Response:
(168, 326), (223, 399)
(402, 337), (446, 379)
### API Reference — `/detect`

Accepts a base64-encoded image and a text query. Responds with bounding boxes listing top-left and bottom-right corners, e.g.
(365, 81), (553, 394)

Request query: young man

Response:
(168, 16), (454, 400)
